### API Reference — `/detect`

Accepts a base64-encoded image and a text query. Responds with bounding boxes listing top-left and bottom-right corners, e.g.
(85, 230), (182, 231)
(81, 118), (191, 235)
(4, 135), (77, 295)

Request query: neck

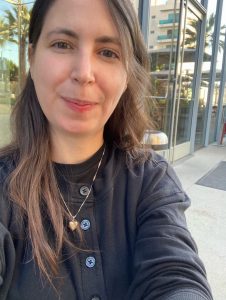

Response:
(50, 130), (104, 164)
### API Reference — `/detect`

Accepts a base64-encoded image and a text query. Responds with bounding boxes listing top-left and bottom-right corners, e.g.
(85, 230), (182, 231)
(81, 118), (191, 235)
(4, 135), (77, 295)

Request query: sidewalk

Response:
(173, 142), (226, 300)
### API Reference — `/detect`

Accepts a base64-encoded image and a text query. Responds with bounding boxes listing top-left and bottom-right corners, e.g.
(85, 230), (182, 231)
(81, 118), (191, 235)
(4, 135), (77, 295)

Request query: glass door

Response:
(170, 0), (205, 161)
(195, 0), (218, 149)
(149, 0), (180, 149)
(148, 0), (206, 162)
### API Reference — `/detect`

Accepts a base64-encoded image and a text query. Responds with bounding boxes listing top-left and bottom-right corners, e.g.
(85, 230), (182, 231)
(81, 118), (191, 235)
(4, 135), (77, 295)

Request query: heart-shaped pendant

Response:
(69, 220), (78, 231)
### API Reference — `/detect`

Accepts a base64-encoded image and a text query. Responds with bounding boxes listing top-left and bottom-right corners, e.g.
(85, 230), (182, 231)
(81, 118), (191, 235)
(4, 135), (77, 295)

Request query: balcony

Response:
(159, 19), (177, 25)
(157, 34), (178, 42)
(159, 14), (179, 27)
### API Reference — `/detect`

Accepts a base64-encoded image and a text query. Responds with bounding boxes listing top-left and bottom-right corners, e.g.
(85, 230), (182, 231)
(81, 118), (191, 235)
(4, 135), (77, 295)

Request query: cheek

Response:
(102, 75), (127, 119)
(31, 53), (69, 87)
(110, 72), (127, 104)
(30, 59), (62, 113)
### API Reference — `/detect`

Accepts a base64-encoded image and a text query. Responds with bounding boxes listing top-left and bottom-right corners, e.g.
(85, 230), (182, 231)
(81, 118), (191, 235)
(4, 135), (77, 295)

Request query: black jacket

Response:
(0, 146), (213, 300)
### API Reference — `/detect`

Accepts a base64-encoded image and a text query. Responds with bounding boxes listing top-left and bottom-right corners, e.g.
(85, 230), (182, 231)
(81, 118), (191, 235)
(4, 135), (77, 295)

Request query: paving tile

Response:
(174, 145), (226, 300)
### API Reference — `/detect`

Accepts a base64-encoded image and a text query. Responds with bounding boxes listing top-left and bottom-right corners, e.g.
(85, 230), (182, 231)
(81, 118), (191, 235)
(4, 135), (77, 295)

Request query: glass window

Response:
(174, 6), (202, 146)
(149, 0), (180, 137)
(195, 0), (218, 149)
(209, 0), (226, 143)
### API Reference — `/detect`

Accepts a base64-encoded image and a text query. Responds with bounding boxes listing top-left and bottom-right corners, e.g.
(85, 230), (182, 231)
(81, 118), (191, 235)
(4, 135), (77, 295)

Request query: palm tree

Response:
(204, 13), (226, 53)
(184, 19), (198, 49)
(0, 4), (31, 91)
(185, 13), (226, 56)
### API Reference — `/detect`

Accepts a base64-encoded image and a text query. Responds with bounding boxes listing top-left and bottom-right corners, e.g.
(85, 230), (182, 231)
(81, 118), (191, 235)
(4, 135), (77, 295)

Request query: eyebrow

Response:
(46, 28), (121, 46)
(46, 28), (78, 39)
(95, 36), (121, 46)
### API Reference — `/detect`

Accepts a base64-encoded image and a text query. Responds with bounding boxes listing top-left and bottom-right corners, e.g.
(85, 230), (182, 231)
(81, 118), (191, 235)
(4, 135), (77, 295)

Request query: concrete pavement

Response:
(173, 141), (226, 300)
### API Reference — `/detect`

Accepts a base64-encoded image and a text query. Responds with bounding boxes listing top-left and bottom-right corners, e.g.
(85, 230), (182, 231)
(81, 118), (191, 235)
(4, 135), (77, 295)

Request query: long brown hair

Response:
(0, 0), (153, 284)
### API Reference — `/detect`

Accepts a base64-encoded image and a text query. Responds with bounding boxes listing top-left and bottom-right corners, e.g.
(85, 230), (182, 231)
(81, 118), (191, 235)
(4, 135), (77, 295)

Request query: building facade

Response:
(139, 0), (226, 161)
(0, 0), (226, 162)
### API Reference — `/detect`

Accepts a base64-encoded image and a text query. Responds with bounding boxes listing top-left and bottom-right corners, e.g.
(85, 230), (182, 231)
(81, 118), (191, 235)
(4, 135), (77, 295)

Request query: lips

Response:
(63, 97), (95, 105)
(62, 96), (97, 112)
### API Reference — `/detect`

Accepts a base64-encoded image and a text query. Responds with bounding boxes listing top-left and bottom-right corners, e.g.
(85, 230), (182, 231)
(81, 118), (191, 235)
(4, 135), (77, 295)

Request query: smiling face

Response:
(29, 0), (127, 146)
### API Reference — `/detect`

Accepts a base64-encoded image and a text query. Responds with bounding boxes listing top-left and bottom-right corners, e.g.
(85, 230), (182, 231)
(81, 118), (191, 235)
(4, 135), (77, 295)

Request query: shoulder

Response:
(0, 153), (17, 184)
(0, 154), (14, 223)
(110, 146), (170, 175)
(145, 150), (182, 187)
(0, 221), (16, 300)
(0, 152), (16, 226)
(124, 148), (184, 198)
(0, 152), (20, 230)
(125, 148), (178, 178)
(106, 145), (184, 194)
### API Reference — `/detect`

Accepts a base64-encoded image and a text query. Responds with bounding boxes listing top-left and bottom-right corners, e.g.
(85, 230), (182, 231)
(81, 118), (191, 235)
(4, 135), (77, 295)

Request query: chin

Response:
(65, 127), (94, 136)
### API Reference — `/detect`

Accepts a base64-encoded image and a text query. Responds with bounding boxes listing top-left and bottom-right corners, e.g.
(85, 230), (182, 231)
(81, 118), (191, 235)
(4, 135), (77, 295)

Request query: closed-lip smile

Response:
(62, 96), (97, 112)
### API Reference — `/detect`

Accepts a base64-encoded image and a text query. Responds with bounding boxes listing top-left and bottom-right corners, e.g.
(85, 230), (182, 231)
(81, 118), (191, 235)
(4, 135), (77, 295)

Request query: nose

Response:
(70, 52), (95, 85)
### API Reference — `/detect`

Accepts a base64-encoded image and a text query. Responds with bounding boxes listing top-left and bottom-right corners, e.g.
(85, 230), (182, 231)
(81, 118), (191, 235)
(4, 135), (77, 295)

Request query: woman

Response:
(0, 0), (213, 299)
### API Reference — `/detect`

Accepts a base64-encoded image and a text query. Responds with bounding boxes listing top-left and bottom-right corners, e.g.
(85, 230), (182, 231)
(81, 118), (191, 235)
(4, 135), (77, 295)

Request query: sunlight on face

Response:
(30, 0), (127, 146)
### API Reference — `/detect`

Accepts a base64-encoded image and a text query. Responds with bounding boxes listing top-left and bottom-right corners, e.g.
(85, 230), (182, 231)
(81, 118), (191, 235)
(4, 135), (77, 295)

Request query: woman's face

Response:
(29, 0), (127, 144)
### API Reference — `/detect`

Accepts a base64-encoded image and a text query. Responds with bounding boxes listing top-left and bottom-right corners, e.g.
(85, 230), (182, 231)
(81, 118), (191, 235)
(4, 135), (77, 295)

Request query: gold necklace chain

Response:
(58, 145), (106, 231)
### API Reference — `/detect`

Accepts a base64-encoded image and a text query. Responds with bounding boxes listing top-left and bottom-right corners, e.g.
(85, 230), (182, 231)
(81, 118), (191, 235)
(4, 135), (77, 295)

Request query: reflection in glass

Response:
(195, 0), (217, 149)
(149, 0), (180, 138)
(209, 0), (226, 143)
(176, 8), (200, 145)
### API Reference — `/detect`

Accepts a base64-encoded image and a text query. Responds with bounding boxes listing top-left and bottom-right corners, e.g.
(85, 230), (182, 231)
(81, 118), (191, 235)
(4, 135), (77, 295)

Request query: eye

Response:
(52, 41), (72, 49)
(99, 49), (119, 59)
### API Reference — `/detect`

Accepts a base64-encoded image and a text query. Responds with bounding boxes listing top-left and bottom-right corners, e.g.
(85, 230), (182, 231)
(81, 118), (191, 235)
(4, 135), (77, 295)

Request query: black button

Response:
(79, 185), (90, 196)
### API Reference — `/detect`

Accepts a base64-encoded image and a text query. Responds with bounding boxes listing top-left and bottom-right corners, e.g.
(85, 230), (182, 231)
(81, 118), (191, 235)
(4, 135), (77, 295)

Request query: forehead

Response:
(40, 0), (119, 39)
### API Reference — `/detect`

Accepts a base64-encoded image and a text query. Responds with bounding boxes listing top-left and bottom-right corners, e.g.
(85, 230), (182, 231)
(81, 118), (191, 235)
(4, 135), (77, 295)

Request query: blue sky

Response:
(0, 0), (34, 13)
